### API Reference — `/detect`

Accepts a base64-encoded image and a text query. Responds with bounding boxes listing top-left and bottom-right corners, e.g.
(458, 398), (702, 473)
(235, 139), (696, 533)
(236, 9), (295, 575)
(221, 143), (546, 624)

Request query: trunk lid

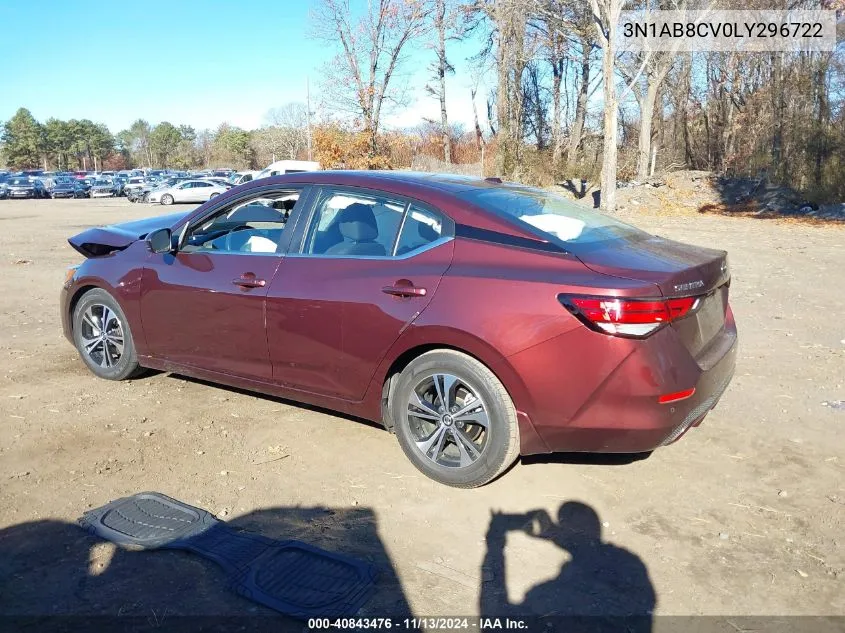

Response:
(573, 234), (729, 298)
(68, 211), (188, 258)
(574, 234), (731, 357)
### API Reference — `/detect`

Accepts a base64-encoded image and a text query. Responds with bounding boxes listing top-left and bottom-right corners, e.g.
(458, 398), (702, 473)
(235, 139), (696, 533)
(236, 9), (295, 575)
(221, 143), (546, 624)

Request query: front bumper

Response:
(91, 191), (115, 197)
(510, 305), (738, 454)
(8, 190), (34, 198)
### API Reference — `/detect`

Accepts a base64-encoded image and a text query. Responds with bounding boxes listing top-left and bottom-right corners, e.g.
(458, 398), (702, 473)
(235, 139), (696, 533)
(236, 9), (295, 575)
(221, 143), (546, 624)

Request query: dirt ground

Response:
(0, 197), (843, 622)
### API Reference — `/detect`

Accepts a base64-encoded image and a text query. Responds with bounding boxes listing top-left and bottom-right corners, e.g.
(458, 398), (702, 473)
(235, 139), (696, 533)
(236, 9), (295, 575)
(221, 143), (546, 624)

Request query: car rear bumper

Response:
(510, 305), (738, 455)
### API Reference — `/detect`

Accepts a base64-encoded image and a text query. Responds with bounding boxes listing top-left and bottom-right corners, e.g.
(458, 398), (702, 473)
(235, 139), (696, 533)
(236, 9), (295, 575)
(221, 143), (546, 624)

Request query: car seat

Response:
(324, 203), (385, 256)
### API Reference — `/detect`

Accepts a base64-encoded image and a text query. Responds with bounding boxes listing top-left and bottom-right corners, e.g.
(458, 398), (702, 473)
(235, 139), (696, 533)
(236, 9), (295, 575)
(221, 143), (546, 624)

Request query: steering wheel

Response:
(219, 225), (253, 252)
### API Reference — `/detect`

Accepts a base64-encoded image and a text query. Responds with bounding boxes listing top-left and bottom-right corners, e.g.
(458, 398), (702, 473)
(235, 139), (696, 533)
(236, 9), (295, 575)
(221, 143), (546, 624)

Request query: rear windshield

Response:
(456, 186), (645, 246)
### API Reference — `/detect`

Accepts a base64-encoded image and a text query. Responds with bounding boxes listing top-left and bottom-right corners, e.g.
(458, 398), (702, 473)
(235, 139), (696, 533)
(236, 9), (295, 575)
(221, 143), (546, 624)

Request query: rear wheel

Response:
(72, 288), (141, 381)
(160, 194), (174, 205)
(391, 350), (520, 488)
(209, 192), (219, 199)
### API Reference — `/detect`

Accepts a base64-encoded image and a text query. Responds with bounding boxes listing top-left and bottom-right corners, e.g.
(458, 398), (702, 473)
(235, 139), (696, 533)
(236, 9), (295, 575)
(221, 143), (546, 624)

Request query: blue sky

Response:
(0, 0), (491, 134)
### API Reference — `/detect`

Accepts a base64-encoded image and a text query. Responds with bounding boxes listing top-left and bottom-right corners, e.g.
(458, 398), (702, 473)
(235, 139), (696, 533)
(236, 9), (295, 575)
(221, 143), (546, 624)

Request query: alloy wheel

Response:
(406, 373), (490, 468)
(79, 304), (125, 368)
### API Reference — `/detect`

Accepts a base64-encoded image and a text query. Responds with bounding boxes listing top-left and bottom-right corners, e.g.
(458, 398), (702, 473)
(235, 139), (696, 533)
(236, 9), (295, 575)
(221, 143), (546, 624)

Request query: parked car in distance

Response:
(61, 172), (738, 488)
(122, 177), (147, 196)
(212, 168), (234, 178)
(5, 177), (46, 199)
(50, 179), (79, 198)
(230, 171), (258, 186)
(254, 160), (320, 180)
(204, 177), (235, 189)
(77, 179), (93, 195)
(90, 179), (119, 198)
(146, 179), (228, 205)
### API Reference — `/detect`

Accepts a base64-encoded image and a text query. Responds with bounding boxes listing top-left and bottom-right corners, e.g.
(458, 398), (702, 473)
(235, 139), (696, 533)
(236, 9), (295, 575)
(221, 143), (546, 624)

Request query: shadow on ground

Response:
(2, 501), (654, 632)
(480, 502), (655, 632)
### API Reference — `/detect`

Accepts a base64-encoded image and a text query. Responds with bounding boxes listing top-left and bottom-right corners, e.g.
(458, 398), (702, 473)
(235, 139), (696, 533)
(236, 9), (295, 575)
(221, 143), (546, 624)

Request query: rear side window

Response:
(455, 186), (645, 246)
(395, 205), (444, 256)
(304, 190), (405, 257)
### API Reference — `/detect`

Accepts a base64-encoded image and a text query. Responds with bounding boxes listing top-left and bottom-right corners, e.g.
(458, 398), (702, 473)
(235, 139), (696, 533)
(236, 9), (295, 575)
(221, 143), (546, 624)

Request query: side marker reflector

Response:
(658, 388), (696, 404)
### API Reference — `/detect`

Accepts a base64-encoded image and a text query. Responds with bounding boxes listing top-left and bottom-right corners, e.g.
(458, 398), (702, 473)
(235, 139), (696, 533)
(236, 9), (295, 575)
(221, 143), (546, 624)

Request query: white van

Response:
(230, 171), (259, 185)
(254, 160), (320, 180)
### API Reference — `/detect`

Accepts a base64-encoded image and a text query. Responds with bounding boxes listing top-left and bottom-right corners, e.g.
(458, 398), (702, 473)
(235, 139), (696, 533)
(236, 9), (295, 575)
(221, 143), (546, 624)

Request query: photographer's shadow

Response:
(480, 502), (655, 632)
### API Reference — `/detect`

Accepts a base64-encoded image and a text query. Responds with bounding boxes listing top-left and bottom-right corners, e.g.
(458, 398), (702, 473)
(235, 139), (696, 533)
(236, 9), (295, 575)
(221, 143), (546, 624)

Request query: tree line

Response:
(0, 104), (311, 173)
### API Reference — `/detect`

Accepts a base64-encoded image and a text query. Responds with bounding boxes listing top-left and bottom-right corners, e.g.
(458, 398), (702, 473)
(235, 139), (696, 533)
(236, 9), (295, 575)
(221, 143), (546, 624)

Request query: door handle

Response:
(382, 282), (427, 298)
(232, 274), (266, 289)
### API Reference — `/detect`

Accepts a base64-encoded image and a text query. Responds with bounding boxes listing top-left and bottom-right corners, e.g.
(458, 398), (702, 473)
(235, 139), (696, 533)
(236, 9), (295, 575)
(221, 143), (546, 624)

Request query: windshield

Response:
(455, 185), (646, 246)
(94, 180), (111, 186)
(9, 178), (30, 186)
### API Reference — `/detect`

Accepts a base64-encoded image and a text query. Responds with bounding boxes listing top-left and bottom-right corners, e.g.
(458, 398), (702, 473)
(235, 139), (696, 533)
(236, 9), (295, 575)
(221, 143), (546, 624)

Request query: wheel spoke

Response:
(430, 425), (448, 462)
(415, 424), (447, 458)
(101, 306), (113, 330)
(433, 373), (458, 411)
(454, 404), (489, 428)
(107, 338), (124, 357)
(452, 428), (480, 467)
(83, 337), (103, 354)
(82, 312), (99, 334)
(100, 342), (112, 367)
(409, 391), (440, 419)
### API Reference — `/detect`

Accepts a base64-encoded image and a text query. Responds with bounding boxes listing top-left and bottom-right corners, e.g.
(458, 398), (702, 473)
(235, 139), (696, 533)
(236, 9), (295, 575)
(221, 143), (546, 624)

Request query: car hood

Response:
(68, 211), (189, 258)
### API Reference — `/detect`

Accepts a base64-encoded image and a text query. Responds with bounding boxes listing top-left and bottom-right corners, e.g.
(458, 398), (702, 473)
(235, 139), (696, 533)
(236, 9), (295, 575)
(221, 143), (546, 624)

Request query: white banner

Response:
(617, 10), (839, 52)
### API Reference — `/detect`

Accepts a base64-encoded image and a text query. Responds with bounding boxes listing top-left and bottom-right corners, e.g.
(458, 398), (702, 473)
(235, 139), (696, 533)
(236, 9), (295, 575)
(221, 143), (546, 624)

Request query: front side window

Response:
(182, 189), (302, 255)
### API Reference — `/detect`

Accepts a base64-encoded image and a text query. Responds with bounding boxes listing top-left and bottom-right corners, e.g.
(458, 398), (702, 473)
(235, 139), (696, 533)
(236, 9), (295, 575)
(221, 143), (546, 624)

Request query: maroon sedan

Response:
(61, 172), (737, 487)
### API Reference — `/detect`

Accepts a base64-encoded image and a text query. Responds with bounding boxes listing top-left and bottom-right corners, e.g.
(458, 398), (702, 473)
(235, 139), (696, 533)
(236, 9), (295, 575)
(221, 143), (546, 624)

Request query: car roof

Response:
(231, 170), (542, 239)
(271, 170), (501, 190)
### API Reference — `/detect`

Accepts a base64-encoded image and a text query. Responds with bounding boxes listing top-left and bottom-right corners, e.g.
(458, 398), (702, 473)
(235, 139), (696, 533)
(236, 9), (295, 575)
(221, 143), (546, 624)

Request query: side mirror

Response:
(147, 228), (173, 254)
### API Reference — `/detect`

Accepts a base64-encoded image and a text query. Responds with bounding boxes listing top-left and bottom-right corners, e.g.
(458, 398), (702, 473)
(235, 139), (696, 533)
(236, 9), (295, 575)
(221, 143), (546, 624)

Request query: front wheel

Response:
(160, 194), (174, 205)
(72, 288), (142, 380)
(209, 192), (219, 199)
(391, 350), (520, 488)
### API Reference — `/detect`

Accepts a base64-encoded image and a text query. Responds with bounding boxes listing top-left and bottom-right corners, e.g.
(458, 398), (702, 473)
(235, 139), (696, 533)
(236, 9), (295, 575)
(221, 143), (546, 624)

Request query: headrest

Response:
(337, 203), (378, 242)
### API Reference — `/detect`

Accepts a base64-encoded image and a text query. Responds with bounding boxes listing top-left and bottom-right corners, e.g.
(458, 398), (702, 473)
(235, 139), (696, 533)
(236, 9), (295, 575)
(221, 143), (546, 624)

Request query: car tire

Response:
(391, 350), (520, 488)
(72, 288), (142, 381)
(210, 192), (219, 199)
(160, 194), (174, 206)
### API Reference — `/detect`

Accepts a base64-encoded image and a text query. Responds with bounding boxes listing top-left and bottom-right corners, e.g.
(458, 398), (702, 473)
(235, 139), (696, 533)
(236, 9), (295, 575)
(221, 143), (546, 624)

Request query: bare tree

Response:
(491, 0), (532, 177)
(589, 0), (625, 211)
(425, 0), (458, 162)
(311, 0), (430, 152)
(259, 103), (309, 162)
(531, 0), (596, 169)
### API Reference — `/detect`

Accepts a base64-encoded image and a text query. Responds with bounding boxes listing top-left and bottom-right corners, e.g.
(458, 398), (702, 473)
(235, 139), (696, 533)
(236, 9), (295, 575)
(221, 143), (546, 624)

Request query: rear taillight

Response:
(559, 294), (699, 338)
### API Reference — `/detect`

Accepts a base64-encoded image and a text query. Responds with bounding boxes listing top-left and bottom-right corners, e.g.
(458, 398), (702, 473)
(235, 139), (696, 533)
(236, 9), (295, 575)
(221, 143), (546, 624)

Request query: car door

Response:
(171, 182), (190, 203)
(194, 182), (213, 202)
(266, 187), (455, 400)
(139, 187), (304, 380)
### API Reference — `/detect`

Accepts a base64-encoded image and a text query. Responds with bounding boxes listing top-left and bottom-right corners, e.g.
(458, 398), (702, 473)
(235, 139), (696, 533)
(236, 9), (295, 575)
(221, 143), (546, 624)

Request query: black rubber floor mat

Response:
(79, 492), (378, 619)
